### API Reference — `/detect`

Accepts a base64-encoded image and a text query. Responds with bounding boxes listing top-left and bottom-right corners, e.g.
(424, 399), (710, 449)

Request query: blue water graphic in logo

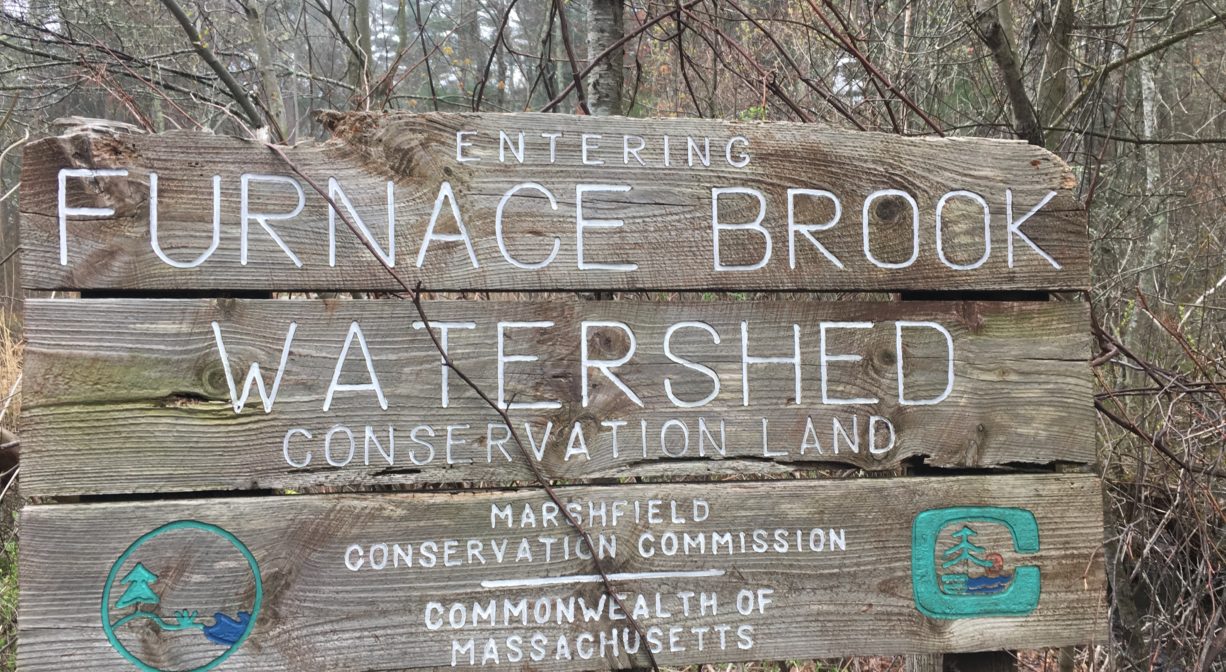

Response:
(101, 521), (263, 672)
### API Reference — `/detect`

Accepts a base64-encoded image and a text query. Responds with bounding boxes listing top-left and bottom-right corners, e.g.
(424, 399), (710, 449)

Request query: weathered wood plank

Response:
(20, 298), (1094, 496)
(18, 475), (1107, 671)
(19, 112), (1088, 291)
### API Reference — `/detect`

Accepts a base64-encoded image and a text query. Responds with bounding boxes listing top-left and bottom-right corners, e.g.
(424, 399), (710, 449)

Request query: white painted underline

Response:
(480, 569), (726, 589)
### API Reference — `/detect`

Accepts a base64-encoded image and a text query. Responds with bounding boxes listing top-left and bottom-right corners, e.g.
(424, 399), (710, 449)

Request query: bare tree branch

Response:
(971, 0), (1043, 145)
(1052, 11), (1226, 128)
(159, 0), (265, 133)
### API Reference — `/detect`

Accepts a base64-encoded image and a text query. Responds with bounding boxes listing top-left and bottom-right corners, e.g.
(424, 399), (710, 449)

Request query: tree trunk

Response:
(582, 0), (621, 300)
(585, 0), (624, 115)
(350, 0), (373, 95)
(1036, 0), (1074, 149)
(975, 0), (1043, 146)
(1125, 52), (1169, 343)
(389, 0), (410, 108)
(397, 0), (410, 63)
(243, 1), (287, 141)
(1109, 72), (1156, 652)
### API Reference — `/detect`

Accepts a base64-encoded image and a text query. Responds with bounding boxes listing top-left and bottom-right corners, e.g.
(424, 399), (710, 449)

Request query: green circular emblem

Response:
(100, 521), (263, 672)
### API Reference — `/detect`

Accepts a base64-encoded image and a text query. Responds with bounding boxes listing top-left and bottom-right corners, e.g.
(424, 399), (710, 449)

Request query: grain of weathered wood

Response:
(20, 298), (1094, 496)
(19, 112), (1089, 291)
(18, 475), (1107, 671)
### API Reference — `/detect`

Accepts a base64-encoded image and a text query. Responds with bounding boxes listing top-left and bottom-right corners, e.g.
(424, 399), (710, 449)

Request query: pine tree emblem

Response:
(941, 526), (994, 570)
(115, 563), (160, 609)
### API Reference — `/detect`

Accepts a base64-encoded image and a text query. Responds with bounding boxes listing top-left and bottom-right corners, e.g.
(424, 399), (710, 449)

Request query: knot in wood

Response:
(873, 194), (909, 224)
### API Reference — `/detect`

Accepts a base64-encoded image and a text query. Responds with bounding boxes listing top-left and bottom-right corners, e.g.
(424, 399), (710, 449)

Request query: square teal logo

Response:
(911, 506), (1041, 619)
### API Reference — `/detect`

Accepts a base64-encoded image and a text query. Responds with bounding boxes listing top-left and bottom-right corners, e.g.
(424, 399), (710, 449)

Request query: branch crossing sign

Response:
(17, 113), (1104, 670)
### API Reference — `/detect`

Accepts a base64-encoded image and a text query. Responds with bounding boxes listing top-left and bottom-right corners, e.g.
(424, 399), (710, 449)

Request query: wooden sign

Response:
(16, 113), (1105, 670)
(19, 113), (1089, 291)
(19, 476), (1105, 671)
(21, 298), (1092, 496)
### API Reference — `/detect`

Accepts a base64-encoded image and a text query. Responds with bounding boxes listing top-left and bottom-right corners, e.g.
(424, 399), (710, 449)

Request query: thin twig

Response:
(722, 0), (866, 129)
(1135, 292), (1226, 407)
(806, 0), (944, 135)
(472, 0), (519, 111)
(1094, 396), (1226, 479)
(679, 8), (815, 122)
(1052, 12), (1226, 129)
(673, 1), (705, 117)
(0, 373), (20, 427)
(0, 467), (17, 513)
(412, 0), (440, 111)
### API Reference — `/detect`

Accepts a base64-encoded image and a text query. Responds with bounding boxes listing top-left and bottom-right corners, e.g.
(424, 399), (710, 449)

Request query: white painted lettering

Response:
(495, 183), (560, 269)
(417, 181), (479, 268)
(323, 321), (388, 411)
(712, 187), (770, 271)
(576, 184), (636, 271)
(663, 321), (721, 408)
(241, 173), (304, 267)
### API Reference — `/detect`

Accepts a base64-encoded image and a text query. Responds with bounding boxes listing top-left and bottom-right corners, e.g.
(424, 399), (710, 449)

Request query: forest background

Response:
(0, 0), (1222, 670)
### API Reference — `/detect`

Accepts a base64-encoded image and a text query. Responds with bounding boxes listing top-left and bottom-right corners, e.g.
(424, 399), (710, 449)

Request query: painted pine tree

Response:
(115, 563), (159, 610)
(941, 526), (993, 570)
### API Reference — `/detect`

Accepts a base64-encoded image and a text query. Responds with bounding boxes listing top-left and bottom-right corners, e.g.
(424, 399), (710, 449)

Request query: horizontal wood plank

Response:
(19, 112), (1089, 291)
(18, 475), (1107, 670)
(20, 298), (1094, 496)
